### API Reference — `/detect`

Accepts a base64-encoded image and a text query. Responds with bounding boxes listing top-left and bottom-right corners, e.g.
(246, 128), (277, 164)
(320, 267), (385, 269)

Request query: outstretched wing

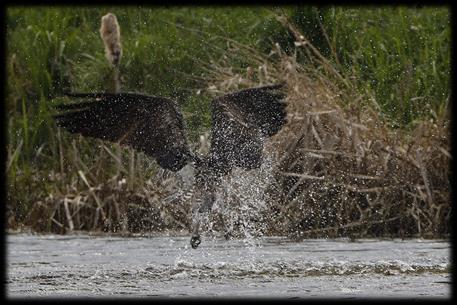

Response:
(53, 92), (192, 172)
(209, 84), (287, 174)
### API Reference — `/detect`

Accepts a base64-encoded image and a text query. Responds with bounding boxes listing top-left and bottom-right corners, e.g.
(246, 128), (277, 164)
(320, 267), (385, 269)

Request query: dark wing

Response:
(209, 84), (287, 174)
(53, 92), (192, 172)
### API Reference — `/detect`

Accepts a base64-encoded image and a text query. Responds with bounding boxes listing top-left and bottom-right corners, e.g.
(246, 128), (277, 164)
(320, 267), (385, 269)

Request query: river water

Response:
(6, 233), (451, 299)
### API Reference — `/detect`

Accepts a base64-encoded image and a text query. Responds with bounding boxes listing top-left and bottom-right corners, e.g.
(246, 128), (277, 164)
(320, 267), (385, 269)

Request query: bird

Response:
(53, 83), (287, 248)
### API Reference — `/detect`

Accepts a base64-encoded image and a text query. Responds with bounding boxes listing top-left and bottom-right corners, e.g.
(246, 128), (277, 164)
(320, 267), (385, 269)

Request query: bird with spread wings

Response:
(54, 83), (287, 248)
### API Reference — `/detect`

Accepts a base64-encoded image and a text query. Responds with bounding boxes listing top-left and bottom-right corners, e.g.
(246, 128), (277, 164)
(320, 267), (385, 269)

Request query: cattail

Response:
(100, 13), (122, 67)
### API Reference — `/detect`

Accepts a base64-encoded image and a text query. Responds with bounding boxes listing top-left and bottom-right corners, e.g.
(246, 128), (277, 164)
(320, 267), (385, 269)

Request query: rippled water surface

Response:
(7, 234), (451, 299)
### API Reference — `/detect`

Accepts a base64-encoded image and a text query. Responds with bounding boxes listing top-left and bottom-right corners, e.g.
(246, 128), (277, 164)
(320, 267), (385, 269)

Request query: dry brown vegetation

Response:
(199, 19), (451, 239)
(8, 17), (450, 239)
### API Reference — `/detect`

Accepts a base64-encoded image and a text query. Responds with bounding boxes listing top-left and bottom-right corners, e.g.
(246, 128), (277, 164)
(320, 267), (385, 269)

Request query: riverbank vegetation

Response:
(6, 6), (451, 238)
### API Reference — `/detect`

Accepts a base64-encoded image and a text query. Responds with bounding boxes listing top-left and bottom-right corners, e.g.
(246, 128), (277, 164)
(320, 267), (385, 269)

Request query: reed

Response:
(6, 7), (450, 238)
(202, 16), (451, 239)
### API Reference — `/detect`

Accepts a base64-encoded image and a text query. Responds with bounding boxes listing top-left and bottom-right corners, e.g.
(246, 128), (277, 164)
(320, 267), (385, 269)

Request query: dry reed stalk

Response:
(29, 164), (194, 234)
(202, 16), (450, 238)
(19, 15), (449, 238)
(78, 170), (106, 221)
(63, 198), (74, 231)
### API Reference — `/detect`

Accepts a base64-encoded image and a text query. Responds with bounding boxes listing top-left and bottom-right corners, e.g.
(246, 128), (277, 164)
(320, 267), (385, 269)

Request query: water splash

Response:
(212, 153), (277, 245)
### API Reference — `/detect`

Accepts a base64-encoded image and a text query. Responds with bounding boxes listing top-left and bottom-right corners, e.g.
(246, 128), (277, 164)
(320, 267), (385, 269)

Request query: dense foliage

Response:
(6, 6), (450, 235)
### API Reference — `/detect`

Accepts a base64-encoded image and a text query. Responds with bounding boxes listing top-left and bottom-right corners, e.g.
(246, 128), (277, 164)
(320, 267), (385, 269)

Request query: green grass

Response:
(333, 7), (450, 127)
(264, 6), (450, 127)
(5, 6), (451, 227)
(6, 6), (279, 221)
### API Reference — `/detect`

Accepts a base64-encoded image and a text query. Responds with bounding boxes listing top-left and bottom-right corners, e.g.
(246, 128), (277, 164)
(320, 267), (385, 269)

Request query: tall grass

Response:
(6, 6), (451, 236)
(263, 6), (450, 127)
(6, 7), (276, 227)
(202, 17), (450, 238)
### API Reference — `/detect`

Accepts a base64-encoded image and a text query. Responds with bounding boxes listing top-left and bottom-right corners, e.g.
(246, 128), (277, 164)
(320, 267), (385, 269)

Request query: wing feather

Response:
(209, 84), (287, 173)
(54, 92), (192, 172)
